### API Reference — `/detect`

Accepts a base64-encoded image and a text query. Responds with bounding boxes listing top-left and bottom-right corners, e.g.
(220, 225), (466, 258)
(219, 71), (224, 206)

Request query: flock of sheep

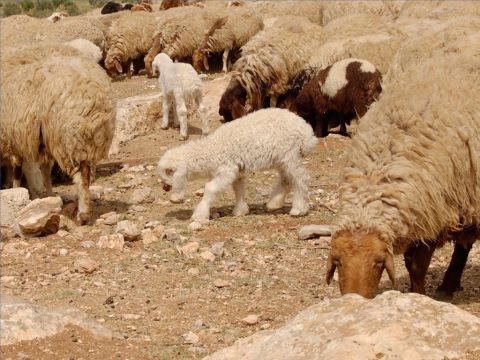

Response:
(1, 0), (479, 301)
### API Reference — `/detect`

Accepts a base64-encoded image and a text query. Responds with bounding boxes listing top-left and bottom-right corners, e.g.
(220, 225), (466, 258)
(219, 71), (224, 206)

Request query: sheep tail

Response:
(301, 131), (318, 156)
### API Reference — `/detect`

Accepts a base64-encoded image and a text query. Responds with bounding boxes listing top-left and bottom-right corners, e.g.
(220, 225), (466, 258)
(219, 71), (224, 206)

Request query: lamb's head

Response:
(157, 151), (187, 204)
(104, 54), (123, 79)
(219, 79), (248, 122)
(326, 230), (395, 299)
(192, 49), (209, 73)
(152, 53), (172, 77)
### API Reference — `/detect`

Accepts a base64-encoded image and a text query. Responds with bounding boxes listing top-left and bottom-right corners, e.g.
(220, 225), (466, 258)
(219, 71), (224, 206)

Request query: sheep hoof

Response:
(289, 207), (308, 217)
(232, 203), (249, 216)
(160, 125), (168, 130)
(76, 212), (90, 225)
(169, 194), (184, 204)
(191, 213), (209, 222)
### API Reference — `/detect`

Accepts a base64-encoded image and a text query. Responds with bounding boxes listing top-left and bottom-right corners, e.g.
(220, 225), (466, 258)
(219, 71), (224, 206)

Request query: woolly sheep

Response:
(152, 53), (208, 140)
(219, 16), (323, 121)
(320, 1), (397, 25)
(65, 39), (103, 64)
(192, 9), (264, 73)
(0, 56), (115, 224)
(289, 58), (382, 137)
(397, 0), (480, 20)
(144, 6), (219, 77)
(131, 3), (153, 12)
(249, 1), (324, 25)
(326, 53), (480, 299)
(47, 12), (69, 23)
(160, 0), (203, 10)
(157, 108), (318, 222)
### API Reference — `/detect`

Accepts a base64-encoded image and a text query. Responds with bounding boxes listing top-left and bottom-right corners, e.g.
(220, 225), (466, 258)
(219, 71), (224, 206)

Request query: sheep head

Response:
(219, 80), (247, 122)
(326, 230), (395, 299)
(157, 155), (186, 203)
(192, 49), (209, 73)
(104, 56), (123, 79)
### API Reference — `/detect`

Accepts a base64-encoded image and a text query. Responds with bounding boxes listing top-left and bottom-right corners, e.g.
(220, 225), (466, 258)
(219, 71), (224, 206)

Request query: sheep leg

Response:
(74, 161), (91, 225)
(267, 170), (290, 211)
(160, 94), (171, 130)
(195, 92), (209, 136)
(403, 242), (436, 294)
(436, 242), (472, 298)
(125, 59), (134, 79)
(232, 175), (249, 216)
(191, 168), (237, 222)
(39, 162), (54, 196)
(12, 161), (22, 188)
(174, 89), (188, 141)
(270, 96), (278, 108)
(222, 49), (230, 73)
(283, 162), (309, 216)
(22, 162), (46, 198)
(145, 36), (162, 78)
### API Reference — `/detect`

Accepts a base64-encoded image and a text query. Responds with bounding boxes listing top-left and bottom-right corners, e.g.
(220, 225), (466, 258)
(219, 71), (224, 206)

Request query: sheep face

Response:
(104, 56), (123, 78)
(158, 158), (187, 203)
(219, 81), (247, 122)
(192, 50), (209, 73)
(326, 231), (395, 298)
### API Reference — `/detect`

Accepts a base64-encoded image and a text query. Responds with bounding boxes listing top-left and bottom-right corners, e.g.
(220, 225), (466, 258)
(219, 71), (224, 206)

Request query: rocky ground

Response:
(1, 74), (479, 359)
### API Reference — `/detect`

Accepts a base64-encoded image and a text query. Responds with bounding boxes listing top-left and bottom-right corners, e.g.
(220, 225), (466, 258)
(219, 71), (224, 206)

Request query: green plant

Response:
(63, 0), (79, 15)
(52, 0), (68, 7)
(20, 0), (34, 11)
(3, 2), (22, 17)
(88, 0), (108, 7)
(35, 0), (53, 11)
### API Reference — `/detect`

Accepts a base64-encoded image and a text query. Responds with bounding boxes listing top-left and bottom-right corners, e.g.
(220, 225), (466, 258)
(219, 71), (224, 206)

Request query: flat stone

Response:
(97, 234), (125, 250)
(179, 242), (199, 257)
(0, 188), (30, 226)
(74, 257), (99, 274)
(298, 225), (332, 240)
(241, 314), (259, 325)
(15, 197), (63, 237)
(182, 331), (199, 344)
(102, 212), (120, 226)
(115, 220), (140, 241)
(142, 230), (159, 245)
(130, 187), (154, 204)
(213, 279), (230, 288)
(199, 251), (215, 262)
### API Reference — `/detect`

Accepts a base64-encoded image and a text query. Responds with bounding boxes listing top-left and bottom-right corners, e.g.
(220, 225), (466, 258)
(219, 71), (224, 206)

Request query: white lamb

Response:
(152, 53), (208, 140)
(157, 108), (318, 222)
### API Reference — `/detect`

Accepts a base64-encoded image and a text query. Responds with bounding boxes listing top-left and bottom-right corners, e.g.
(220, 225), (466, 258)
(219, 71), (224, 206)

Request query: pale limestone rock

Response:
(115, 220), (140, 241)
(298, 224), (332, 240)
(205, 291), (480, 360)
(97, 234), (125, 250)
(199, 251), (215, 262)
(242, 315), (259, 325)
(142, 230), (159, 245)
(14, 197), (62, 237)
(0, 188), (30, 226)
(179, 241), (200, 257)
(130, 187), (154, 204)
(74, 258), (99, 274)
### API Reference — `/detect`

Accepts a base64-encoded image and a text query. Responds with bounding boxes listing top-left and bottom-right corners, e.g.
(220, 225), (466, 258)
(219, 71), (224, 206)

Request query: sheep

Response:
(219, 16), (323, 121)
(320, 1), (397, 25)
(249, 1), (324, 25)
(159, 0), (204, 10)
(276, 66), (321, 113)
(1, 55), (115, 224)
(101, 2), (132, 14)
(397, 0), (480, 20)
(104, 11), (159, 79)
(144, 6), (219, 77)
(152, 53), (208, 141)
(289, 58), (382, 137)
(326, 53), (480, 299)
(65, 39), (103, 64)
(131, 3), (153, 12)
(157, 108), (318, 222)
(47, 12), (69, 23)
(192, 9), (264, 73)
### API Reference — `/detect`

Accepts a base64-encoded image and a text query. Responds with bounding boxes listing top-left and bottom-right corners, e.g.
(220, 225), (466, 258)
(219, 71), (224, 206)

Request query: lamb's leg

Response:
(222, 49), (230, 73)
(174, 89), (188, 141)
(266, 169), (290, 211)
(283, 160), (310, 216)
(270, 96), (278, 108)
(232, 175), (249, 216)
(74, 161), (91, 225)
(403, 242), (435, 294)
(191, 168), (237, 222)
(195, 92), (209, 136)
(161, 94), (171, 130)
(39, 161), (54, 196)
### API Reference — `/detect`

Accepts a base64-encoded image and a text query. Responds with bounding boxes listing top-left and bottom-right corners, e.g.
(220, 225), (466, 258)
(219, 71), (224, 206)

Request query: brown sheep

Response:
(159, 0), (202, 10)
(131, 3), (153, 12)
(288, 58), (382, 137)
(218, 79), (248, 122)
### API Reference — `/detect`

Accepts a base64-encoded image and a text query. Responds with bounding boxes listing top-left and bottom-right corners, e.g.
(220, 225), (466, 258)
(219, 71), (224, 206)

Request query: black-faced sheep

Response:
(158, 108), (317, 222)
(289, 58), (382, 137)
(326, 53), (480, 299)
(1, 56), (115, 224)
(101, 2), (126, 14)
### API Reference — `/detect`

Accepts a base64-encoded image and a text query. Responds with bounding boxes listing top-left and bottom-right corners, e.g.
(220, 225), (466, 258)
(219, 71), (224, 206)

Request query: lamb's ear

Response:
(385, 252), (395, 288)
(325, 254), (336, 285)
(203, 55), (210, 71)
(114, 59), (123, 73)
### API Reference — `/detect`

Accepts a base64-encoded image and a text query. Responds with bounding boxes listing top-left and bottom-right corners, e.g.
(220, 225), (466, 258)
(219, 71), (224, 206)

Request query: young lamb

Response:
(158, 108), (318, 222)
(1, 56), (115, 224)
(191, 9), (264, 73)
(326, 53), (480, 299)
(289, 58), (382, 137)
(152, 53), (208, 140)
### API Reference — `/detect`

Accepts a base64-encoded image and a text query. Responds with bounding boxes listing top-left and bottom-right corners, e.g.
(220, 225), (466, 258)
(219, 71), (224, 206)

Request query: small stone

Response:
(152, 225), (165, 237)
(193, 319), (204, 328)
(195, 188), (204, 196)
(242, 314), (259, 325)
(199, 251), (215, 262)
(130, 205), (146, 212)
(188, 221), (203, 231)
(188, 268), (200, 276)
(89, 185), (104, 200)
(74, 257), (99, 274)
(130, 187), (154, 204)
(95, 218), (105, 226)
(81, 241), (95, 249)
(57, 229), (70, 238)
(214, 279), (230, 288)
(103, 213), (120, 226)
(123, 314), (141, 320)
(59, 248), (68, 256)
(182, 331), (199, 344)
(145, 220), (160, 229)
(210, 242), (225, 257)
(261, 323), (271, 330)
(165, 228), (181, 243)
(298, 225), (332, 240)
(115, 220), (141, 241)
(15, 197), (63, 237)
(188, 346), (207, 354)
(179, 242), (199, 257)
(142, 230), (158, 245)
(313, 236), (331, 247)
(97, 234), (125, 250)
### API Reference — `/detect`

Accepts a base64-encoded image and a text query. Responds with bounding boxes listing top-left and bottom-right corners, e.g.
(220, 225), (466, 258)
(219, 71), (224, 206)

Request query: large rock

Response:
(109, 93), (162, 156)
(205, 291), (480, 360)
(14, 197), (63, 237)
(0, 294), (113, 345)
(0, 188), (30, 226)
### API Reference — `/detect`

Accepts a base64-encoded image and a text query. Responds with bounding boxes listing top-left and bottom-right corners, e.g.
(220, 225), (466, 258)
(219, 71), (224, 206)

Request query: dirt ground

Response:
(1, 74), (479, 360)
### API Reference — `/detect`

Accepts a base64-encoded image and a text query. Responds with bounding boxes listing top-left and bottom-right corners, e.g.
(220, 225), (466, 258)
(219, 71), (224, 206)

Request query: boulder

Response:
(14, 197), (63, 237)
(205, 291), (480, 360)
(0, 188), (30, 226)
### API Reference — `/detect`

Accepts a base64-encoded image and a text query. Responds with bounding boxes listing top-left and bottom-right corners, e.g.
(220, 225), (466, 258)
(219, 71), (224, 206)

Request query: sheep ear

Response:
(385, 252), (396, 288)
(203, 56), (210, 71)
(325, 254), (336, 285)
(114, 59), (123, 73)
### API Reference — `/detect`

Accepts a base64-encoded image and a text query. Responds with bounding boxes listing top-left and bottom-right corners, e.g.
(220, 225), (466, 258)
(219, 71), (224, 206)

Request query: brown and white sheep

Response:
(1, 56), (115, 224)
(159, 0), (204, 10)
(288, 58), (382, 137)
(326, 53), (480, 299)
(192, 9), (264, 73)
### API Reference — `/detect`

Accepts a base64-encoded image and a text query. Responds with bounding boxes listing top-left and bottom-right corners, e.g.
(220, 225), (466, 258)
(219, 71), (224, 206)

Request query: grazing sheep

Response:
(159, 0), (203, 10)
(192, 9), (264, 73)
(249, 1), (324, 25)
(289, 58), (382, 137)
(320, 1), (397, 25)
(158, 108), (317, 222)
(152, 53), (208, 140)
(65, 39), (103, 64)
(219, 16), (323, 121)
(144, 6), (218, 77)
(47, 12), (69, 23)
(277, 66), (320, 112)
(101, 1), (125, 14)
(326, 54), (480, 299)
(131, 3), (153, 12)
(1, 56), (115, 224)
